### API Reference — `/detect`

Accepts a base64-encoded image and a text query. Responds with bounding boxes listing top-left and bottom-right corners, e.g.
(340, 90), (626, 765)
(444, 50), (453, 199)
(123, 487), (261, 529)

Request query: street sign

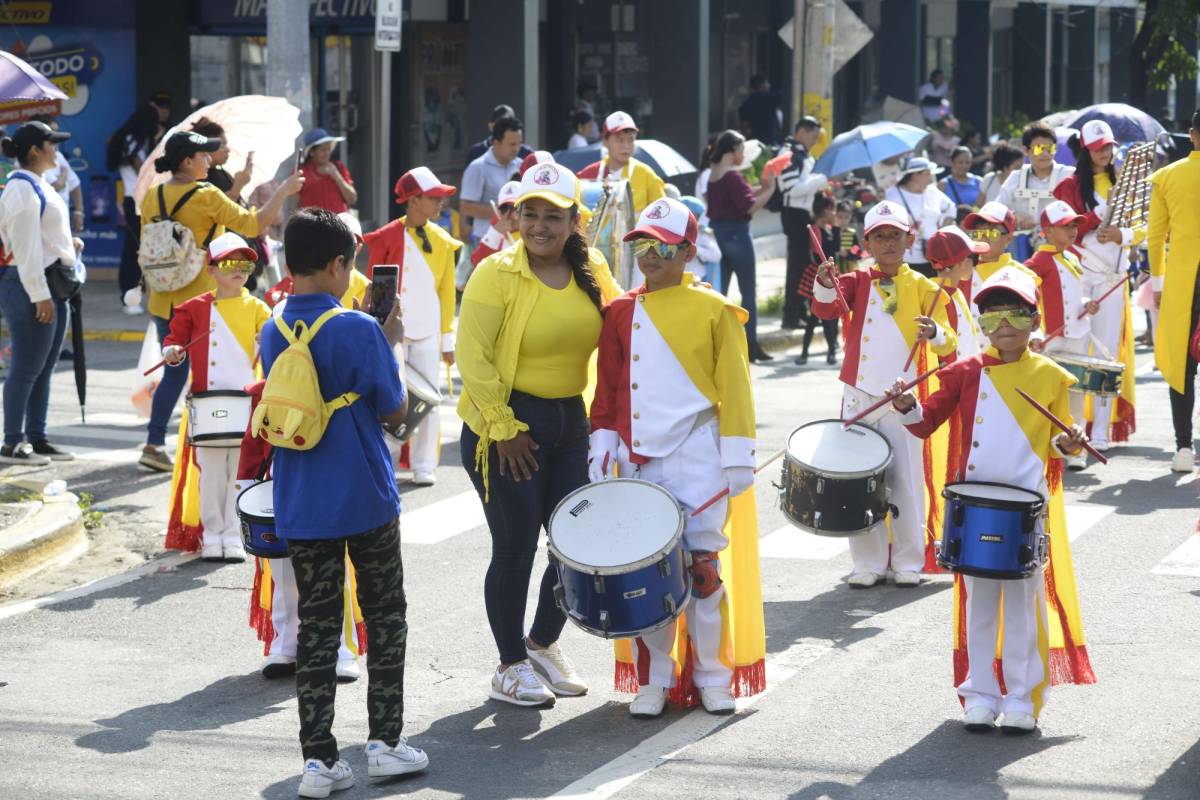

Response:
(778, 1), (873, 74)
(375, 0), (401, 52)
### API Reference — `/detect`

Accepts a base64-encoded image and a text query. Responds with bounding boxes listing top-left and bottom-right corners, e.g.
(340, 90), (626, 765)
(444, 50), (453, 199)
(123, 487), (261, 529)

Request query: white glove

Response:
(723, 466), (755, 498)
(588, 429), (618, 483)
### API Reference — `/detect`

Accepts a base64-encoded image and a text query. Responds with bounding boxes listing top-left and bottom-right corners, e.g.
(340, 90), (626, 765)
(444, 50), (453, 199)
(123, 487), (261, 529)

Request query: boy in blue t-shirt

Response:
(260, 208), (428, 797)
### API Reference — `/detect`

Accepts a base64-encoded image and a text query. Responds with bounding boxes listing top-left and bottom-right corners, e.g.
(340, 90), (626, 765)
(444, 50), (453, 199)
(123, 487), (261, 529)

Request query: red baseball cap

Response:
(926, 226), (988, 270)
(1040, 199), (1086, 229)
(963, 200), (1017, 234)
(623, 198), (698, 246)
(519, 150), (555, 177)
(393, 166), (456, 204)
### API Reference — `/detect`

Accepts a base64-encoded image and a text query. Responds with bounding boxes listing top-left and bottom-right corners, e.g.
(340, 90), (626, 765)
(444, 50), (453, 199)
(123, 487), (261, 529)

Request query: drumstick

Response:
(142, 329), (212, 376)
(689, 446), (787, 518)
(902, 280), (944, 373)
(841, 366), (942, 428)
(1014, 386), (1108, 465)
(1038, 274), (1129, 351)
(810, 224), (849, 311)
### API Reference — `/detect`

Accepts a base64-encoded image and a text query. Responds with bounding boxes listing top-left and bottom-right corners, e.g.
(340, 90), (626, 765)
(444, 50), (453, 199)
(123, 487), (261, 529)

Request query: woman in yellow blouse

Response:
(139, 131), (301, 471)
(457, 161), (619, 708)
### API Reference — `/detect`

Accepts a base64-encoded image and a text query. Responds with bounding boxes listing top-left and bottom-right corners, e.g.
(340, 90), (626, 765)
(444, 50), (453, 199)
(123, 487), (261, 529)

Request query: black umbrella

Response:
(68, 292), (86, 423)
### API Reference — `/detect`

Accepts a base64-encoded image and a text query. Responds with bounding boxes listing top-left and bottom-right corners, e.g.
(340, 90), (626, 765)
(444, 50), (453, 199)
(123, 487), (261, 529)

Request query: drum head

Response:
(404, 366), (441, 402)
(787, 420), (891, 475)
(945, 482), (1042, 504)
(549, 479), (682, 571)
(237, 480), (274, 516)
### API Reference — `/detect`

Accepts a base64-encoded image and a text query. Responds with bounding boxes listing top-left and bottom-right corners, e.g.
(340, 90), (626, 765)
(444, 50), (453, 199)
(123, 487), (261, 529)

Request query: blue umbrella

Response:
(553, 138), (697, 179)
(813, 121), (930, 177)
(0, 50), (68, 103)
(1065, 103), (1165, 146)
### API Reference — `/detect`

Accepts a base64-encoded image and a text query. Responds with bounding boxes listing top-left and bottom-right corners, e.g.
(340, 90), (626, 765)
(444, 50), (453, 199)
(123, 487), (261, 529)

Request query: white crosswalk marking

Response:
(1065, 503), (1115, 542)
(401, 490), (485, 544)
(1152, 535), (1200, 577)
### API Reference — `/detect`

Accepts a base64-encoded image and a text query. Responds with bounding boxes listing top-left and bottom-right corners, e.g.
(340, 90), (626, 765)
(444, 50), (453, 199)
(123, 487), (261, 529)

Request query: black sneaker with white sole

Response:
(0, 443), (51, 466)
(31, 440), (75, 461)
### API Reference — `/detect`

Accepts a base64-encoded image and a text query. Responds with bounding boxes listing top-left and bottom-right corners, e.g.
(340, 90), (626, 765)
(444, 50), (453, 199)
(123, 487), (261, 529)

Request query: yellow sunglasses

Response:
(1030, 143), (1057, 156)
(632, 239), (683, 259)
(215, 259), (255, 274)
(977, 309), (1036, 334)
(968, 228), (1004, 241)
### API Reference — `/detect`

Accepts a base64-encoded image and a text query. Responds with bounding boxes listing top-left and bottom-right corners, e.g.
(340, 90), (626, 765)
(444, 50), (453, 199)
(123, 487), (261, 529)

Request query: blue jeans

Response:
(0, 268), (68, 447)
(460, 391), (588, 664)
(147, 313), (189, 447)
(712, 219), (759, 350)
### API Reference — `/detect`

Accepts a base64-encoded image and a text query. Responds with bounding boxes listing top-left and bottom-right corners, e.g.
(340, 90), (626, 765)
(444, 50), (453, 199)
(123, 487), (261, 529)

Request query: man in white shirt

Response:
(460, 116), (525, 246)
(997, 122), (1073, 260)
(775, 116), (827, 328)
(918, 70), (949, 122)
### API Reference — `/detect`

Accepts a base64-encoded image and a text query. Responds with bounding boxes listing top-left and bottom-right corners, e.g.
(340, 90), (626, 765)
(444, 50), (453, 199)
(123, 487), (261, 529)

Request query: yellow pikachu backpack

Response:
(252, 307), (359, 450)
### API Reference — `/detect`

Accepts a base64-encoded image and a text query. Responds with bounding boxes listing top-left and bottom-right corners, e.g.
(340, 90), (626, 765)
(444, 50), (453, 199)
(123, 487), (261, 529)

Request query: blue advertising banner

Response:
(1, 28), (138, 269)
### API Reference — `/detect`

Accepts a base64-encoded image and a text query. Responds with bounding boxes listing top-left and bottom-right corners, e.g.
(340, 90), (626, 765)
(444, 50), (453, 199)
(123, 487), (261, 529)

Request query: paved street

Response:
(0, 317), (1197, 799)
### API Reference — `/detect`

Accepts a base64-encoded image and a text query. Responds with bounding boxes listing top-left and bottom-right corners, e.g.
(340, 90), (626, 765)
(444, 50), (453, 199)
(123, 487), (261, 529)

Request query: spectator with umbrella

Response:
(0, 121), (81, 465)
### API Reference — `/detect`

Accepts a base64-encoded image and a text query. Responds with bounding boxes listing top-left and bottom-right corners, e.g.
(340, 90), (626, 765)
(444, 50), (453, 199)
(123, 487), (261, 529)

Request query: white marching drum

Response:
(187, 390), (252, 447)
(385, 364), (441, 443)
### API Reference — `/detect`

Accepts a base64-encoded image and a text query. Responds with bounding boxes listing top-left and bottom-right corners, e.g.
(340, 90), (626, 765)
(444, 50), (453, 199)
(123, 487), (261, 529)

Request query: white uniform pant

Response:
(1044, 334), (1105, 433)
(842, 385), (926, 575)
(617, 420), (732, 690)
(957, 570), (1047, 716)
(195, 447), (240, 546)
(402, 334), (442, 474)
(1082, 270), (1124, 437)
(266, 555), (357, 663)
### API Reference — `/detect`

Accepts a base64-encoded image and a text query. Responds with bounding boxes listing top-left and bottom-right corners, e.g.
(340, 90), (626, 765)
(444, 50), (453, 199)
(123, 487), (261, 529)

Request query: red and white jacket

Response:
(1024, 245), (1089, 340)
(163, 289), (269, 393)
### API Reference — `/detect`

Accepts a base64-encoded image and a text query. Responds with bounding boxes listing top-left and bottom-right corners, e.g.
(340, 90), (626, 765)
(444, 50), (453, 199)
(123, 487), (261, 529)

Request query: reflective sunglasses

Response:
(1030, 143), (1057, 156)
(215, 259), (255, 275)
(632, 239), (683, 260)
(977, 309), (1036, 334)
(968, 227), (1004, 241)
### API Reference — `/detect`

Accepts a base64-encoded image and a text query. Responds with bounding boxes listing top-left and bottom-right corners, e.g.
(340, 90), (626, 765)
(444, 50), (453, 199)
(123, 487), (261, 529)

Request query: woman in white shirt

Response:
(0, 122), (83, 465)
(884, 156), (955, 277)
(566, 108), (597, 149)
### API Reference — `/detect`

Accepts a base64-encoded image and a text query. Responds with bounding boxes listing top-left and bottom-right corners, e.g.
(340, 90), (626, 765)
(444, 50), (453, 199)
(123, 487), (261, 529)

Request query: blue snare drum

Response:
(236, 480), (288, 558)
(938, 482), (1046, 579)
(548, 479), (691, 639)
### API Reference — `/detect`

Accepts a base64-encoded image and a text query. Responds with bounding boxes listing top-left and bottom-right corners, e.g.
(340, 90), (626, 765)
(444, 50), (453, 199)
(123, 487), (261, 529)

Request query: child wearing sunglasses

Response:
(961, 201), (1040, 315)
(889, 267), (1095, 735)
(590, 197), (763, 718)
(812, 200), (958, 588)
(161, 232), (271, 561)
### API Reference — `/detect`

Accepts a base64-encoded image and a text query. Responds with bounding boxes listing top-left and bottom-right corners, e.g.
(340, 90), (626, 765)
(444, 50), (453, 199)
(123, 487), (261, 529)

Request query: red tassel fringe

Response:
(1111, 400), (1135, 443)
(612, 652), (766, 708)
(164, 521), (202, 552)
(355, 622), (369, 653)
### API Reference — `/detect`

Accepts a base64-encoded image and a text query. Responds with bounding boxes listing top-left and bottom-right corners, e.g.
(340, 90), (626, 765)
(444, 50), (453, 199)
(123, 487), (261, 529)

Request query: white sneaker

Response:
(489, 661), (555, 707)
(222, 533), (247, 563)
(699, 686), (736, 715)
(335, 659), (360, 683)
(200, 536), (223, 562)
(963, 706), (997, 731)
(1172, 447), (1194, 473)
(629, 685), (668, 718)
(526, 640), (588, 696)
(261, 653), (296, 679)
(412, 471), (436, 486)
(365, 738), (429, 777)
(297, 758), (354, 798)
(1000, 711), (1037, 734)
(891, 571), (922, 587)
(1065, 452), (1087, 472)
(122, 304), (144, 316)
(847, 571), (883, 588)
(1090, 436), (1110, 453)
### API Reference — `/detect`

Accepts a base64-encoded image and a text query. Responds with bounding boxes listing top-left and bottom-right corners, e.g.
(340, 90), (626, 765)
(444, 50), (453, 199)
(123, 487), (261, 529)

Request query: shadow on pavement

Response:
(764, 581), (949, 656)
(46, 559), (222, 614)
(787, 720), (1079, 800)
(1075, 472), (1199, 515)
(76, 671), (293, 754)
(1144, 738), (1200, 799)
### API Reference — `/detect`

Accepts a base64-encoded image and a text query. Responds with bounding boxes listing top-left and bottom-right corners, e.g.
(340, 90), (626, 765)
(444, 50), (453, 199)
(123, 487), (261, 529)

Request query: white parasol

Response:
(133, 95), (302, 214)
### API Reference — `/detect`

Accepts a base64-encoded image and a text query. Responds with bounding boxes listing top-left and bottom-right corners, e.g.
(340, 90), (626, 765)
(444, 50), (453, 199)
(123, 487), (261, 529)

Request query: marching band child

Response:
(1024, 200), (1099, 471)
(890, 267), (1095, 733)
(469, 180), (521, 268)
(961, 201), (1039, 311)
(924, 226), (989, 359)
(162, 232), (270, 562)
(577, 111), (666, 216)
(363, 167), (462, 486)
(589, 198), (763, 717)
(811, 200), (958, 587)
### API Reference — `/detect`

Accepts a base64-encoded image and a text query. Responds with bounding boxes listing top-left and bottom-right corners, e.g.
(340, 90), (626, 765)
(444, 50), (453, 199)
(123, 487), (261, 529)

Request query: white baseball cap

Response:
(1080, 119), (1116, 151)
(336, 211), (362, 239)
(603, 111), (638, 136)
(623, 197), (699, 246)
(517, 162), (578, 209)
(497, 180), (522, 209)
(974, 266), (1039, 308)
(519, 150), (555, 177)
(393, 166), (456, 204)
(1040, 199), (1087, 229)
(863, 200), (912, 235)
(208, 231), (257, 263)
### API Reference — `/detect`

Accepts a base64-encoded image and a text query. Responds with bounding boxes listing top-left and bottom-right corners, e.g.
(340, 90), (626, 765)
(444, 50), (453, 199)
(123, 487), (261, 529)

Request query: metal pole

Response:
(378, 49), (392, 225)
(266, 0), (313, 133)
(793, 0), (804, 126)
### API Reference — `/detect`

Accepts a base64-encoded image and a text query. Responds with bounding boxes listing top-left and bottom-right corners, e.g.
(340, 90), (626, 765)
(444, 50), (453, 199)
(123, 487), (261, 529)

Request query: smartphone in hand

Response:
(294, 147), (304, 173)
(369, 265), (399, 325)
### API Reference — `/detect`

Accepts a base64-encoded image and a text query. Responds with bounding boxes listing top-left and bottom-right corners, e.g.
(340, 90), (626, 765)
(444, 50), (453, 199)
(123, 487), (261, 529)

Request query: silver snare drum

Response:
(187, 390), (251, 447)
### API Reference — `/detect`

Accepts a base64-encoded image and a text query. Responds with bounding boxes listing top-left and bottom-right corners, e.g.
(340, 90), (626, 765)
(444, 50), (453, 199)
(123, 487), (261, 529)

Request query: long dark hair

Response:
(106, 105), (159, 171)
(709, 129), (745, 166)
(190, 117), (225, 139)
(1068, 133), (1116, 213)
(563, 208), (603, 312)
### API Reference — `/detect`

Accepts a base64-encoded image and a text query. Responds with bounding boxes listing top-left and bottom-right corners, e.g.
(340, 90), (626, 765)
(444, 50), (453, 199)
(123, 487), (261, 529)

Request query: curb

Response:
(0, 324), (144, 343)
(0, 479), (86, 590)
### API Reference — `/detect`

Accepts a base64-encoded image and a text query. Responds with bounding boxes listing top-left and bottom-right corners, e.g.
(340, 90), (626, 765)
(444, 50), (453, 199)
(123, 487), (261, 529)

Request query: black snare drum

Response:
(779, 420), (893, 537)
